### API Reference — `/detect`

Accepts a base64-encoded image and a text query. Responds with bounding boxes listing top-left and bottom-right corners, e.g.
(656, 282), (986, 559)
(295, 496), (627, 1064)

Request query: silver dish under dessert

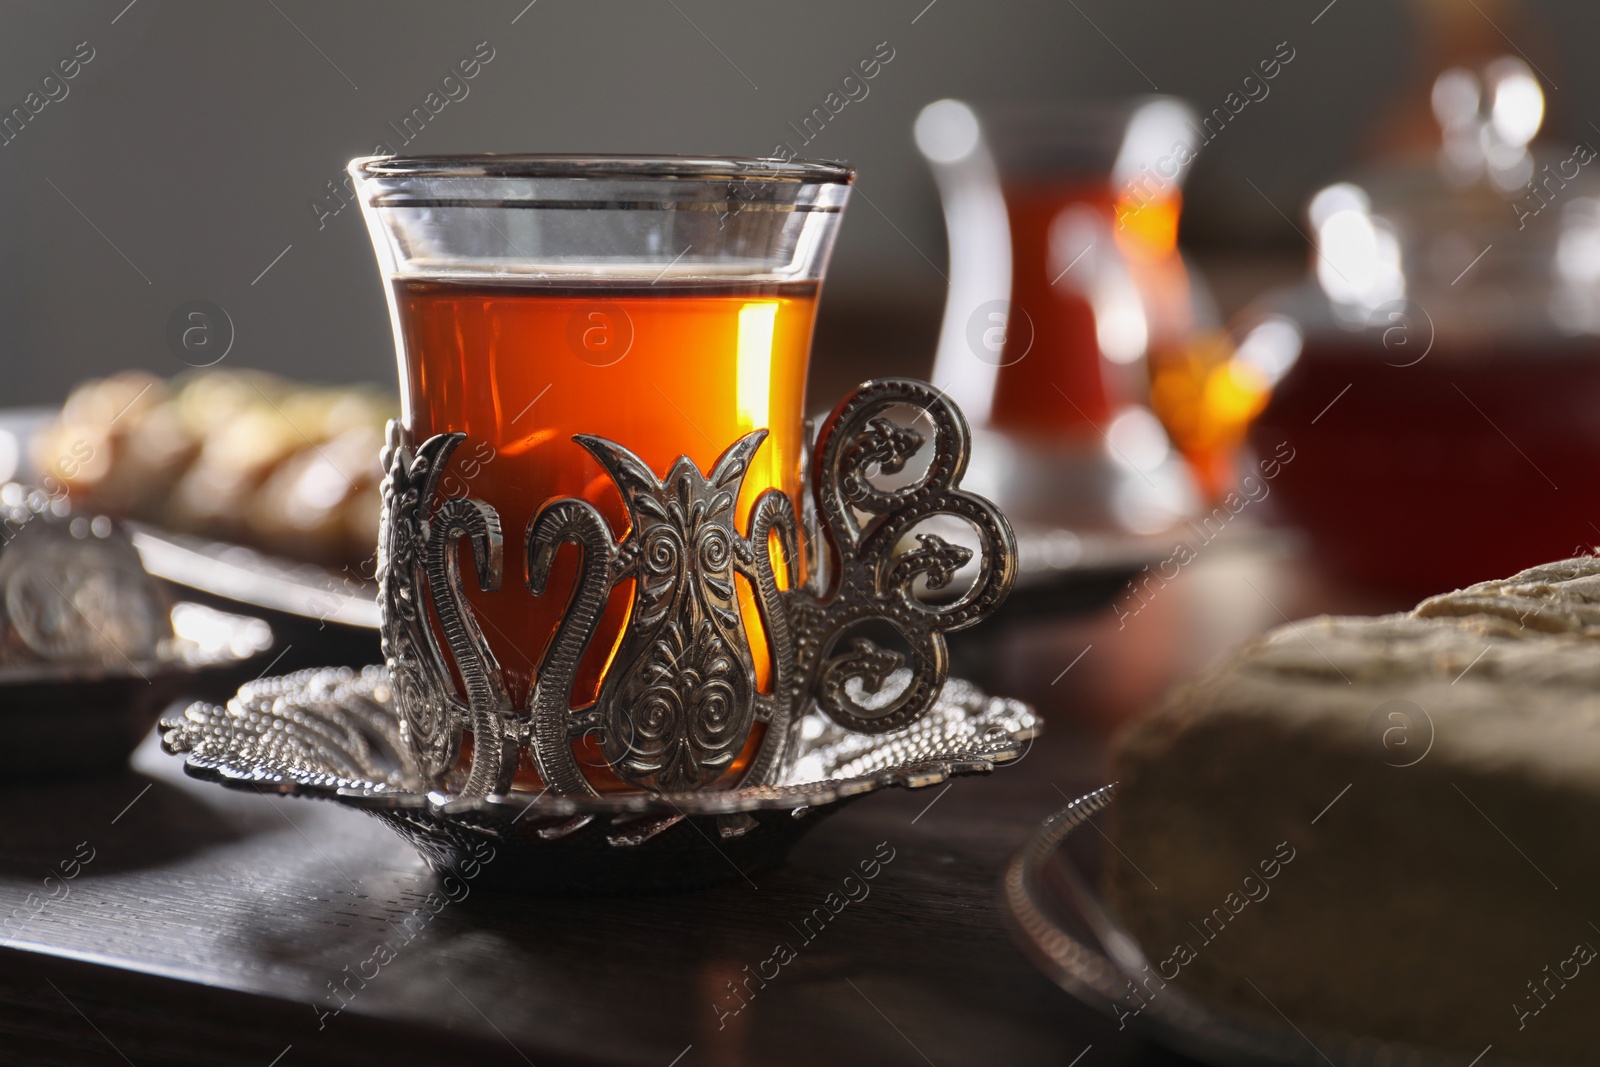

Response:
(1003, 786), (1528, 1067)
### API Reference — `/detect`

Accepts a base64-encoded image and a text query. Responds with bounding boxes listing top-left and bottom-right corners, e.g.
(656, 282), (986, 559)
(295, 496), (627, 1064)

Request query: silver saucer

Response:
(162, 666), (1038, 894)
(1003, 787), (1526, 1067)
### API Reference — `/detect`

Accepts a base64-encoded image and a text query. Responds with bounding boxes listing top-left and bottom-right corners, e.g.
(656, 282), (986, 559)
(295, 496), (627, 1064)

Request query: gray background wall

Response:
(0, 0), (1591, 403)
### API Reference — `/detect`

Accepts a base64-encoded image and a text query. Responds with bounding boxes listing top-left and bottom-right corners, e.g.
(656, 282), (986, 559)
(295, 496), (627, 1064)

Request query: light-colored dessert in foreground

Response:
(1107, 557), (1600, 1063)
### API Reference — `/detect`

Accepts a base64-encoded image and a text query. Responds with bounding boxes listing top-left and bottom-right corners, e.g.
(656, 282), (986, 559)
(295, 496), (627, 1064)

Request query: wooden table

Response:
(0, 536), (1403, 1067)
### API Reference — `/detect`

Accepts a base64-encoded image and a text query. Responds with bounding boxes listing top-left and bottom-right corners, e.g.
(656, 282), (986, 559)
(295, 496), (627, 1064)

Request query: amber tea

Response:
(395, 277), (819, 788)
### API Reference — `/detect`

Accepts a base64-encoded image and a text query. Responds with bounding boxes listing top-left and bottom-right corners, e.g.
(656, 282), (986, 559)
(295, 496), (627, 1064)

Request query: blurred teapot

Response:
(1242, 57), (1600, 592)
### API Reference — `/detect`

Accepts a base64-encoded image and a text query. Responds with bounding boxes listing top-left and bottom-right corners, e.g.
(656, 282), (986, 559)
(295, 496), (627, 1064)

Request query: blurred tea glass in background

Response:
(917, 97), (1274, 538)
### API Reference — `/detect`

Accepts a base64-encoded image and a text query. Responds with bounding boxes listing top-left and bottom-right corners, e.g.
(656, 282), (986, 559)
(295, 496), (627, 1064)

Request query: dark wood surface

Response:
(0, 539), (1401, 1067)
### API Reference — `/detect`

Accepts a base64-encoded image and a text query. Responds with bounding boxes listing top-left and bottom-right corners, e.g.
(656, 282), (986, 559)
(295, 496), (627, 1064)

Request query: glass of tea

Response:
(917, 99), (1226, 537)
(350, 155), (852, 795)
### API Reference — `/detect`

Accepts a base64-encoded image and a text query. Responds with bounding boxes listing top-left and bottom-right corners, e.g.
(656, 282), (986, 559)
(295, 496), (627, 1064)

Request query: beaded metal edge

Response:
(162, 665), (1038, 892)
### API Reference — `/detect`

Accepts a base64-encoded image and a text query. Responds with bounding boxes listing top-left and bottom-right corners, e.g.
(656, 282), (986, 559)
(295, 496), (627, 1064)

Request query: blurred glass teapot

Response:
(1241, 57), (1600, 591)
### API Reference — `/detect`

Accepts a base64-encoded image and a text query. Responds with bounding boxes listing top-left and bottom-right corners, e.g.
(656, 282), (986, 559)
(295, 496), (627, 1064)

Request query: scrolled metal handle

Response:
(798, 378), (1017, 734)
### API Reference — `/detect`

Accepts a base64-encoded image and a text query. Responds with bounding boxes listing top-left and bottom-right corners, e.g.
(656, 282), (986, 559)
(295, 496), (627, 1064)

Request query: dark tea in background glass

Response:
(920, 99), (1259, 503)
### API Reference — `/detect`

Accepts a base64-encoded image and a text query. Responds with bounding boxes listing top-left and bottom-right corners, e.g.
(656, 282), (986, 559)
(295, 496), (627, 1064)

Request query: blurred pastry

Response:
(1106, 556), (1600, 1062)
(247, 423), (385, 565)
(33, 369), (394, 568)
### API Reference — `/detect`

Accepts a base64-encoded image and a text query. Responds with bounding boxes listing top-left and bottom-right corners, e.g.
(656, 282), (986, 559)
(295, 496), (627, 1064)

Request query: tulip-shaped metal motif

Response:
(524, 431), (798, 797)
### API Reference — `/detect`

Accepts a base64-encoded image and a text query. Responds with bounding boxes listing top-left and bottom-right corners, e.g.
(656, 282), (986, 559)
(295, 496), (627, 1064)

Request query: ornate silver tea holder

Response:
(163, 378), (1039, 892)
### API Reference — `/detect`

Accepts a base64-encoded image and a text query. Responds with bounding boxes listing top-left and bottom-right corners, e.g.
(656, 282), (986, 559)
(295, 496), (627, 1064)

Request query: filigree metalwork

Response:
(377, 377), (1017, 799)
(525, 431), (797, 795)
(160, 665), (1038, 893)
(378, 424), (515, 794)
(795, 378), (1017, 734)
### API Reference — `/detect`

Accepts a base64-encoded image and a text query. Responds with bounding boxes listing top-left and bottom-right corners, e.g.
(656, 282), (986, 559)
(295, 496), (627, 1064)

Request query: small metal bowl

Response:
(162, 666), (1038, 894)
(3, 601), (273, 779)
(0, 483), (275, 777)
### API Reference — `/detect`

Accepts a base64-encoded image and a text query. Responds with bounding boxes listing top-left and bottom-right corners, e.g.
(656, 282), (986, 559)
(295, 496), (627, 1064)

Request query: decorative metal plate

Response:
(0, 600), (271, 685)
(162, 666), (1038, 894)
(1003, 787), (1528, 1067)
(0, 480), (275, 778)
(128, 524), (381, 630)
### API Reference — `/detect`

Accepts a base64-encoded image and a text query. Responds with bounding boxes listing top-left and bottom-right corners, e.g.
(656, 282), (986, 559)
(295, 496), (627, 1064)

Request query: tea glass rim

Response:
(349, 153), (855, 185)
